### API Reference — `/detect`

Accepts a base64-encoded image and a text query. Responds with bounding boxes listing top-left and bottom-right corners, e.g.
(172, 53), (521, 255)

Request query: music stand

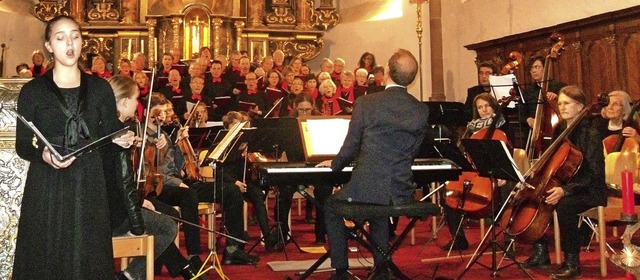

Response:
(457, 139), (532, 279)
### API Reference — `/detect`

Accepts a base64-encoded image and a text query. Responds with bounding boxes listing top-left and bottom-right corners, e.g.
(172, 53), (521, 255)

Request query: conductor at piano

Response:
(317, 48), (429, 280)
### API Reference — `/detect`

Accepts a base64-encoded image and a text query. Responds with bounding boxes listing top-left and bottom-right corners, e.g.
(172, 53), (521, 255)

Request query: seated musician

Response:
(594, 90), (640, 140)
(316, 49), (429, 279)
(441, 92), (515, 252)
(271, 94), (334, 246)
(105, 76), (205, 280)
(218, 111), (276, 250)
(522, 86), (605, 280)
(145, 93), (260, 266)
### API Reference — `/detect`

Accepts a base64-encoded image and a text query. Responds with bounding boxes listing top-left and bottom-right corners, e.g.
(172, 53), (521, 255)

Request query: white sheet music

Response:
(303, 118), (350, 156)
(489, 74), (518, 108)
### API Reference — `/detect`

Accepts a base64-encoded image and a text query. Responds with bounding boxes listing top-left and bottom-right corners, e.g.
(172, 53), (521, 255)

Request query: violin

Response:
(171, 115), (202, 182)
(140, 112), (166, 198)
(500, 94), (607, 243)
(527, 33), (564, 161)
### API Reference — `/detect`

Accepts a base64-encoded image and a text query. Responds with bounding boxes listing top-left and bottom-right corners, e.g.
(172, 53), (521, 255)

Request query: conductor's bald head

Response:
(388, 49), (418, 86)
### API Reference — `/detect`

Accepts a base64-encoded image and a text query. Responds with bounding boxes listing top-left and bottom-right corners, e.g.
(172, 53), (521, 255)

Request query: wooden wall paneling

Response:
(621, 33), (640, 100)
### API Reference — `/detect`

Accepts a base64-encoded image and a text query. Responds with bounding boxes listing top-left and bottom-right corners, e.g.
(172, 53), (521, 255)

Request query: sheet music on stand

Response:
(489, 74), (522, 108)
(204, 121), (255, 164)
(461, 138), (525, 182)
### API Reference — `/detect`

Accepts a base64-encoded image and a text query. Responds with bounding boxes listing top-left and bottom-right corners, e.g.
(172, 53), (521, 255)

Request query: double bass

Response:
(526, 33), (565, 161)
(500, 94), (606, 243)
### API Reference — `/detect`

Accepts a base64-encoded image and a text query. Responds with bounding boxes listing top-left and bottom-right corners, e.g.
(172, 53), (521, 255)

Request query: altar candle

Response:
(622, 168), (635, 215)
(154, 38), (158, 61)
(140, 39), (144, 54)
(127, 39), (132, 60)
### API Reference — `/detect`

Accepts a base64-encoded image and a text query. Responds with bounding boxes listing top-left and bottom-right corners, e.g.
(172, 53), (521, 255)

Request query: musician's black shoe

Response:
(331, 268), (349, 280)
(550, 253), (581, 279)
(179, 264), (206, 280)
(522, 243), (550, 269)
(440, 237), (469, 251)
(222, 248), (259, 265)
(114, 272), (128, 280)
(189, 256), (204, 271)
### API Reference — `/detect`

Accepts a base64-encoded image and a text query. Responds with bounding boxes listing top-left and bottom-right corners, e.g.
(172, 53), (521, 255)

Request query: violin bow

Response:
(136, 67), (157, 183)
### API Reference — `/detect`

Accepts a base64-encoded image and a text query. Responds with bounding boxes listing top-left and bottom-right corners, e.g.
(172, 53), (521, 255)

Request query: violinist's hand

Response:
(183, 112), (190, 120)
(622, 127), (638, 139)
(155, 134), (167, 150)
(232, 88), (241, 95)
(142, 199), (155, 212)
(133, 136), (143, 148)
(497, 179), (507, 187)
(526, 117), (535, 128)
(235, 180), (247, 193)
(316, 160), (332, 168)
(546, 91), (558, 101)
(42, 146), (75, 169)
(113, 130), (136, 148)
(545, 187), (565, 205)
(249, 106), (262, 116)
(179, 126), (190, 139)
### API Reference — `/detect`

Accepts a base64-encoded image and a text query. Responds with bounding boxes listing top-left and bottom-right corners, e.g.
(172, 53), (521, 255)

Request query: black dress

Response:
(13, 71), (122, 279)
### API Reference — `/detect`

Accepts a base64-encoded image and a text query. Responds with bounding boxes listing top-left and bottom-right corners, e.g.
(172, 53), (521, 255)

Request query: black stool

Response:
(298, 200), (441, 280)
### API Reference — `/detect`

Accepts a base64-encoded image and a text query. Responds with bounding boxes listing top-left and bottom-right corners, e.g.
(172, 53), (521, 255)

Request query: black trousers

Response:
(242, 183), (270, 237)
(191, 181), (245, 247)
(325, 196), (389, 269)
(155, 185), (202, 256)
(274, 184), (334, 241)
(536, 195), (593, 255)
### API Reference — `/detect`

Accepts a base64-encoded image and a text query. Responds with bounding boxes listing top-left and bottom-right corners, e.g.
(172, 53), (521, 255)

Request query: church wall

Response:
(0, 11), (46, 78)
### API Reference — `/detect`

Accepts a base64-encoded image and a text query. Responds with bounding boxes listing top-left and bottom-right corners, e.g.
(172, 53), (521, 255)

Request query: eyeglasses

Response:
(297, 108), (313, 113)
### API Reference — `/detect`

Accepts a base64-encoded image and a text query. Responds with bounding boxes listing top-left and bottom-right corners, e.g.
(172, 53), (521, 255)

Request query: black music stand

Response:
(457, 139), (532, 279)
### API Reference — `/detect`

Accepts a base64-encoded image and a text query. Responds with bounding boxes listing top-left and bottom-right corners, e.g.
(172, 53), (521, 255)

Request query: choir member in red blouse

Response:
(355, 52), (376, 73)
(281, 66), (295, 92)
(289, 56), (304, 77)
(318, 79), (340, 116)
(117, 58), (133, 77)
(368, 65), (386, 93)
(336, 70), (355, 114)
(29, 50), (47, 77)
(331, 57), (345, 85)
(354, 68), (369, 99)
(319, 58), (334, 77)
(131, 52), (149, 73)
(304, 74), (320, 101)
(133, 71), (150, 121)
(91, 55), (112, 79)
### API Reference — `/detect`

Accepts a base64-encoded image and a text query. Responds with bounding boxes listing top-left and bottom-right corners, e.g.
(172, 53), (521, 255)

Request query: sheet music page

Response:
(304, 118), (350, 156)
(489, 74), (517, 108)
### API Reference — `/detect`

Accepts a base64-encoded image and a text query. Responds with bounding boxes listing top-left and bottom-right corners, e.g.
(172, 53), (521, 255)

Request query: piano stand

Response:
(298, 200), (441, 280)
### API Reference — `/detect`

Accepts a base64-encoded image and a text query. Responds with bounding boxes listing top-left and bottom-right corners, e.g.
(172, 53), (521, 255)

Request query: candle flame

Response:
(622, 246), (640, 267)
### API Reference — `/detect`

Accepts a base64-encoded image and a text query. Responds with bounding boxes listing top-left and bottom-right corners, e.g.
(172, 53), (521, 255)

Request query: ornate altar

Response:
(0, 79), (31, 279)
(31, 0), (340, 67)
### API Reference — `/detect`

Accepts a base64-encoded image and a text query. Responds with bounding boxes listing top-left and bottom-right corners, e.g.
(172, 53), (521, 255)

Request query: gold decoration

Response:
(295, 0), (313, 30)
(266, 2), (296, 26)
(88, 0), (119, 22)
(33, 0), (68, 22)
(270, 39), (324, 61)
(312, 7), (339, 30)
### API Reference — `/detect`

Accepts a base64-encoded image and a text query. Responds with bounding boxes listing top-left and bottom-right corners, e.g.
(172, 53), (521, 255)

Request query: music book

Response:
(213, 96), (232, 111)
(234, 81), (247, 92)
(239, 101), (257, 112)
(337, 97), (353, 109)
(15, 113), (130, 161)
(265, 87), (283, 104)
(171, 64), (187, 75)
(205, 121), (249, 163)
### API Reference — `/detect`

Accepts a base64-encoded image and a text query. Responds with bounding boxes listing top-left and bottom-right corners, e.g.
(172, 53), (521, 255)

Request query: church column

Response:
(171, 17), (182, 50)
(70, 0), (85, 23)
(212, 18), (224, 58)
(295, 0), (313, 30)
(234, 21), (245, 51)
(429, 0), (445, 101)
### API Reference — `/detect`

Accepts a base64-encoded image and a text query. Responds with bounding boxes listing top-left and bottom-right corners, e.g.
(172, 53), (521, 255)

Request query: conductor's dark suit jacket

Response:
(330, 86), (429, 206)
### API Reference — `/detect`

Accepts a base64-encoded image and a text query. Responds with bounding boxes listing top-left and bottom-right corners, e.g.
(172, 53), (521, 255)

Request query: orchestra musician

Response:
(521, 86), (605, 280)
(316, 49), (429, 280)
(519, 55), (566, 134)
(463, 61), (497, 121)
(145, 93), (260, 266)
(106, 75), (205, 280)
(441, 92), (515, 251)
(594, 90), (640, 140)
(13, 15), (135, 279)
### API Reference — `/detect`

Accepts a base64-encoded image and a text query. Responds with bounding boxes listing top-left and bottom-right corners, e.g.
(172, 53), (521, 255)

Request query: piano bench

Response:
(299, 201), (440, 280)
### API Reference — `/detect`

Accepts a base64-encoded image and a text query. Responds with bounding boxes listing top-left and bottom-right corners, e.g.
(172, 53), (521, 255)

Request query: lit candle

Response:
(127, 39), (132, 60)
(622, 168), (635, 216)
(140, 39), (144, 54)
(154, 38), (158, 61)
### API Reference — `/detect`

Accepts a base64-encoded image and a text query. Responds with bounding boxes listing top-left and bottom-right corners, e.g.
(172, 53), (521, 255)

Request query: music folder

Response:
(213, 96), (232, 112)
(239, 101), (257, 112)
(15, 113), (130, 161)
(461, 139), (525, 182)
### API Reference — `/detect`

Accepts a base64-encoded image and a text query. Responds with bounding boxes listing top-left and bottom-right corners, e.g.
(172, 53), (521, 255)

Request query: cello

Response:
(445, 91), (518, 219)
(500, 93), (607, 243)
(527, 33), (565, 161)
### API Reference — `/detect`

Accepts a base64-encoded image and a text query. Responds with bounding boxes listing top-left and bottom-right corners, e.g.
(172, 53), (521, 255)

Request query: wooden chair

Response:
(112, 234), (154, 280)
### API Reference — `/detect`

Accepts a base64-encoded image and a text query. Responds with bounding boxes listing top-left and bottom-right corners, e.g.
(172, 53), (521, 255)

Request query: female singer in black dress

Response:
(13, 15), (134, 279)
(522, 86), (606, 280)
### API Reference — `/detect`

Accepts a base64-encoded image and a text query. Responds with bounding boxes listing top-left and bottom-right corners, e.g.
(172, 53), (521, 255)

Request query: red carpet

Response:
(135, 200), (631, 279)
